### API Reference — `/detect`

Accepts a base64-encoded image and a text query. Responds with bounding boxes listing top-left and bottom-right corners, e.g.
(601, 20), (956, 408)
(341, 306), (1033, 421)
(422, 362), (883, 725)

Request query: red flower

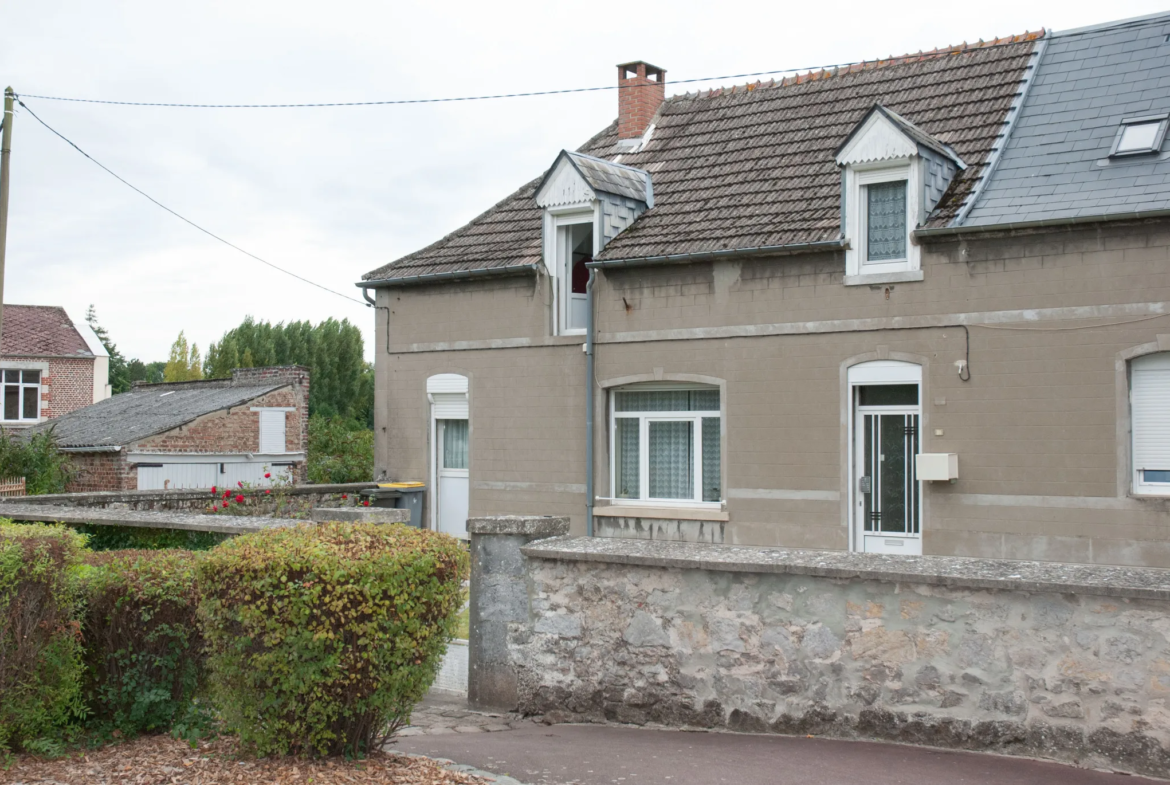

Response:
(211, 485), (217, 494)
(362, 500), (370, 507)
(341, 494), (348, 500)
(265, 473), (271, 479)
(221, 502), (228, 509)
(235, 494), (245, 503)
(223, 491), (230, 499)
(237, 481), (244, 488)
(265, 489), (271, 495)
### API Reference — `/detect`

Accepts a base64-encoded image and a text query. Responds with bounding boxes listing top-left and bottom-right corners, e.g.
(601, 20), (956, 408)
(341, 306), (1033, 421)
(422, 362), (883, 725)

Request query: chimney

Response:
(617, 61), (666, 141)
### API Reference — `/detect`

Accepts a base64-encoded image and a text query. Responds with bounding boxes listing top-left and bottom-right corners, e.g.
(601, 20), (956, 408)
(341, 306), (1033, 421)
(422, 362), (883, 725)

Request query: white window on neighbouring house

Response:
(610, 385), (721, 506)
(2, 370), (41, 422)
(1132, 353), (1170, 495)
(258, 409), (287, 453)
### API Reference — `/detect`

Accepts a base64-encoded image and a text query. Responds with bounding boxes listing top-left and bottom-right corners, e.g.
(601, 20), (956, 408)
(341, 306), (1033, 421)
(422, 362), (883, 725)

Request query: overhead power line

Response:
(12, 37), (1037, 108)
(16, 98), (369, 307)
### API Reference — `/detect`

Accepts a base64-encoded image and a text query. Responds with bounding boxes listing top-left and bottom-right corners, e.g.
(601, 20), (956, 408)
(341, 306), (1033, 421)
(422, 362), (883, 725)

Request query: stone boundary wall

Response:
(490, 536), (1170, 778)
(0, 483), (378, 512)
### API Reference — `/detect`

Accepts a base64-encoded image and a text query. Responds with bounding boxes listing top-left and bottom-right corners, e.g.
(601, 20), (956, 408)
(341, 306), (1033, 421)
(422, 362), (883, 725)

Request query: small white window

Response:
(1131, 353), (1170, 495)
(865, 180), (908, 264)
(2, 370), (41, 422)
(844, 163), (921, 279)
(1111, 115), (1168, 157)
(610, 385), (720, 506)
(258, 410), (287, 453)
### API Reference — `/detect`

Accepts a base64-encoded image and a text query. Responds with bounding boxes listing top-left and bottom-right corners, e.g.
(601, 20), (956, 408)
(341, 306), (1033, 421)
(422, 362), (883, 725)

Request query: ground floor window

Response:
(611, 385), (720, 505)
(1132, 352), (1170, 495)
(2, 369), (40, 422)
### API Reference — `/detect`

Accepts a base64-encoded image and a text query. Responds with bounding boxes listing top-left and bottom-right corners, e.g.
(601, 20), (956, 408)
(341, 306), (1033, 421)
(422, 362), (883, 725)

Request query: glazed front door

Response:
(854, 384), (921, 555)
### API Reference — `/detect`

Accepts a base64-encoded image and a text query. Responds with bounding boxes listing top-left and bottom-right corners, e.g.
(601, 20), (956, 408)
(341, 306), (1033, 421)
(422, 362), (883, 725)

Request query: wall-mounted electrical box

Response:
(916, 453), (958, 482)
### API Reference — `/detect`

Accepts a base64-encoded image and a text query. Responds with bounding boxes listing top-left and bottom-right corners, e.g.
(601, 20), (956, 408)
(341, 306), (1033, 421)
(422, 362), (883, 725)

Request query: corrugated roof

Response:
(29, 380), (285, 450)
(1, 305), (94, 357)
(363, 33), (1040, 281)
(963, 13), (1170, 227)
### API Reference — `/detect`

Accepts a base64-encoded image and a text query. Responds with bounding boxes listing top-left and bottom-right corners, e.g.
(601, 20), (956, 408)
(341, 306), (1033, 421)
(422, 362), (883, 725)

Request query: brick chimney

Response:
(617, 61), (666, 140)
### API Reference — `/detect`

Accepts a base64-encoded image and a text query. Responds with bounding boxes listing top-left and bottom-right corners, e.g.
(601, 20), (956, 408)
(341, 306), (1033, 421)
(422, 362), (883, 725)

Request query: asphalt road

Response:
(392, 723), (1160, 785)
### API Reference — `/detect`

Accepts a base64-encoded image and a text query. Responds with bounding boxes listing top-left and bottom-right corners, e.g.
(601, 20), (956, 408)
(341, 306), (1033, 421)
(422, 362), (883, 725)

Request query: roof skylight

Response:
(1111, 115), (1168, 157)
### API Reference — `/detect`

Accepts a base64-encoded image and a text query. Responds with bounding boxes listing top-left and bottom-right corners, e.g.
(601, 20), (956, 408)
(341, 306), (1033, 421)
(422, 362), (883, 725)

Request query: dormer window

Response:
(1111, 114), (1168, 157)
(836, 105), (965, 285)
(535, 150), (652, 335)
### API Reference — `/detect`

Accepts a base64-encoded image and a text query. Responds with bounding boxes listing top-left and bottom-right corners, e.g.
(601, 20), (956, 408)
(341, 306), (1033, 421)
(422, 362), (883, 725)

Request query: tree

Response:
(86, 305), (131, 394)
(127, 360), (165, 385)
(163, 332), (203, 382)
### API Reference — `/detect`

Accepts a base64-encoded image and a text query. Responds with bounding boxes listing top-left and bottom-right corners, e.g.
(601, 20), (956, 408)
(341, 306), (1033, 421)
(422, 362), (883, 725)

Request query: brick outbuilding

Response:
(30, 366), (309, 492)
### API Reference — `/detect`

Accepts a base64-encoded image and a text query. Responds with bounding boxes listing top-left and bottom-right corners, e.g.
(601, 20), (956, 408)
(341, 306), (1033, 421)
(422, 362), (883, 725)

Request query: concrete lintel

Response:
(520, 536), (1170, 602)
(467, 515), (571, 537)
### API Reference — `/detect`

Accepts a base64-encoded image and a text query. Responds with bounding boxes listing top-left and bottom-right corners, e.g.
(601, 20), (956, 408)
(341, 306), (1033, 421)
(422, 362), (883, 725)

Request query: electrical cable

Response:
(16, 98), (369, 307)
(12, 38), (1038, 109)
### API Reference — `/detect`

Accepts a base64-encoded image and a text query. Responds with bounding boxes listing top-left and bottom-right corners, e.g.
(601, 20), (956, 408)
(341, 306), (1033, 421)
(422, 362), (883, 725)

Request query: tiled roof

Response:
(0, 305), (94, 357)
(560, 152), (652, 203)
(962, 13), (1170, 227)
(363, 32), (1040, 281)
(29, 379), (285, 450)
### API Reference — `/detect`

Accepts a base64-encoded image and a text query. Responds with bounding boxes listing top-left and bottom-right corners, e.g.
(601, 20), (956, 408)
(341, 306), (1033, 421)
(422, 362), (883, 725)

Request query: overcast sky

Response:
(0, 1), (1165, 363)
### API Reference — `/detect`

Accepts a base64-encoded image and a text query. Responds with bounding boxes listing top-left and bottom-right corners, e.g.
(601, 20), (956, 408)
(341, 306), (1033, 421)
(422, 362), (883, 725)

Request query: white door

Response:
(437, 419), (469, 537)
(849, 362), (923, 555)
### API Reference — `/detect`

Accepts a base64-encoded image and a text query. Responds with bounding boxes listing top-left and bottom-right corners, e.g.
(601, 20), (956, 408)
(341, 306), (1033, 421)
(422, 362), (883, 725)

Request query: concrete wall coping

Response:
(0, 482), (378, 507)
(521, 536), (1170, 602)
(0, 503), (300, 535)
(310, 507), (410, 524)
(467, 516), (571, 537)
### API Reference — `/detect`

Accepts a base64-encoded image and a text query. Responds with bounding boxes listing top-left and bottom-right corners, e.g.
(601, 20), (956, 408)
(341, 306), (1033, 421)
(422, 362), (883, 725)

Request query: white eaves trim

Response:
(126, 452), (305, 464)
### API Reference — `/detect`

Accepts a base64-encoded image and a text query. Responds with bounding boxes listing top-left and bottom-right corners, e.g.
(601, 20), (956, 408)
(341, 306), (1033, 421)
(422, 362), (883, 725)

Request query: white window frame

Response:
(544, 205), (596, 336)
(844, 159), (922, 281)
(608, 386), (721, 509)
(0, 367), (43, 424)
(1110, 114), (1169, 158)
(1131, 353), (1170, 496)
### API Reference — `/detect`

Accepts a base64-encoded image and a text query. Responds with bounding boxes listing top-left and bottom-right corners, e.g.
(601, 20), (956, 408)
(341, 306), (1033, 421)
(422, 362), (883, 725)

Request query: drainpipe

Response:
(585, 268), (597, 537)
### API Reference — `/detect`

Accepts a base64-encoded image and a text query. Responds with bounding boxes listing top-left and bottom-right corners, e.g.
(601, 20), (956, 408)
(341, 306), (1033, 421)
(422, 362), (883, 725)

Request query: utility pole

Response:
(0, 87), (13, 349)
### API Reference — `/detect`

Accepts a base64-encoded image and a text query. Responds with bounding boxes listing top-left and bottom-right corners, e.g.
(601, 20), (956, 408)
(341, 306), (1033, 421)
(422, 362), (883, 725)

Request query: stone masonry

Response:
(497, 536), (1170, 779)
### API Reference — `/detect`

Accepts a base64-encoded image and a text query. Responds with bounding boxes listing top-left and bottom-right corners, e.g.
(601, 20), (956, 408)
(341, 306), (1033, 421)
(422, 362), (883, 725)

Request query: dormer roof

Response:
(534, 151), (653, 208)
(835, 104), (965, 169)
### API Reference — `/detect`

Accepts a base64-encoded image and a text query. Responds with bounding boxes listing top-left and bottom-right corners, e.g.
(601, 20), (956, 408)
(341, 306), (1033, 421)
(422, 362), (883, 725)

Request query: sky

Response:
(0, 1), (1167, 364)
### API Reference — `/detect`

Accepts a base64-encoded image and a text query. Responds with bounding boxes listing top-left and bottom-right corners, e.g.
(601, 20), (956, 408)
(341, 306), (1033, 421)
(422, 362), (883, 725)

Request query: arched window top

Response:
(848, 360), (922, 385)
(426, 373), (468, 394)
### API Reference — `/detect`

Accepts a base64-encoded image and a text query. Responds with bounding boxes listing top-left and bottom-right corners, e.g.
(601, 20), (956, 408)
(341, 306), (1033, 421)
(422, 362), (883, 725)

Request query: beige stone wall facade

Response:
(374, 218), (1170, 566)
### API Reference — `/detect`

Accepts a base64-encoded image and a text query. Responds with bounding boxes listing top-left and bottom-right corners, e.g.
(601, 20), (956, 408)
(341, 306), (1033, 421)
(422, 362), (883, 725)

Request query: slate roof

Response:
(30, 380), (286, 450)
(963, 13), (1170, 226)
(1, 305), (94, 357)
(363, 33), (1040, 281)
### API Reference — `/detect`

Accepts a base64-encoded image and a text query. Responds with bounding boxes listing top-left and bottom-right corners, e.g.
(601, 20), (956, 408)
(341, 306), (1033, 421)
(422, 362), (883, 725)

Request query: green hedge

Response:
(81, 549), (205, 735)
(198, 522), (468, 757)
(76, 523), (229, 552)
(0, 522), (86, 752)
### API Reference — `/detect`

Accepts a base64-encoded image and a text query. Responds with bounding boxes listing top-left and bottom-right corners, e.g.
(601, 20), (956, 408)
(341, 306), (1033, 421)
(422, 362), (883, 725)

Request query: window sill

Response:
(594, 505), (729, 522)
(844, 269), (924, 286)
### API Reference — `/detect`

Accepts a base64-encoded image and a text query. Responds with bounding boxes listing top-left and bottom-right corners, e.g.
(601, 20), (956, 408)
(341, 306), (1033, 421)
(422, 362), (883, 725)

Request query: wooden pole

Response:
(0, 87), (14, 350)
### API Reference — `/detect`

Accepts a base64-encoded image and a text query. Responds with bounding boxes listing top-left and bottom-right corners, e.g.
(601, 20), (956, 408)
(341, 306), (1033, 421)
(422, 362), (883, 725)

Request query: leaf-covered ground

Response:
(3, 734), (491, 785)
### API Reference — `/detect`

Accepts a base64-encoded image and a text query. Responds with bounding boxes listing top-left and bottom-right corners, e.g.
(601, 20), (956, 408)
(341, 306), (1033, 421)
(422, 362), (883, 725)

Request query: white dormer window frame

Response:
(543, 204), (598, 336)
(843, 158), (923, 283)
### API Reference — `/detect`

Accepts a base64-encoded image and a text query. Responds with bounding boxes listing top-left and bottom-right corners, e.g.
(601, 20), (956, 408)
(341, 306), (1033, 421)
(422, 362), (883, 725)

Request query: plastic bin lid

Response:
(379, 482), (425, 488)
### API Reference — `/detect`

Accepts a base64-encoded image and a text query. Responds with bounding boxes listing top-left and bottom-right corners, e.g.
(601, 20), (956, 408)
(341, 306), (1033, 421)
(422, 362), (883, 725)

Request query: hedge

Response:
(81, 549), (205, 735)
(77, 523), (229, 553)
(198, 522), (468, 757)
(0, 522), (86, 752)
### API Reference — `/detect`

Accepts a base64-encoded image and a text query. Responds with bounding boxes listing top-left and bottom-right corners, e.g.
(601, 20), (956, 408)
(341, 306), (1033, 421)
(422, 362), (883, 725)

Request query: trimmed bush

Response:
(81, 549), (205, 735)
(0, 522), (86, 752)
(198, 522), (468, 757)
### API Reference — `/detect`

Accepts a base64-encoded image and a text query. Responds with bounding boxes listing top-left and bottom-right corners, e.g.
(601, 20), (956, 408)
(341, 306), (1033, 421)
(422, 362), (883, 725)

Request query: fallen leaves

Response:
(2, 734), (490, 785)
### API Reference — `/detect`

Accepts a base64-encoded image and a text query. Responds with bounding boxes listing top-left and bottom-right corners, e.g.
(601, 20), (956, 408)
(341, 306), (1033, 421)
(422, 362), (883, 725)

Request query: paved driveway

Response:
(392, 722), (1160, 785)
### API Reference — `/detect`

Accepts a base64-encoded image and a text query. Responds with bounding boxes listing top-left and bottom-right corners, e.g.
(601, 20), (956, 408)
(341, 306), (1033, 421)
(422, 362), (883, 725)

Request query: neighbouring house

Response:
(29, 366), (309, 491)
(360, 13), (1170, 567)
(0, 304), (111, 427)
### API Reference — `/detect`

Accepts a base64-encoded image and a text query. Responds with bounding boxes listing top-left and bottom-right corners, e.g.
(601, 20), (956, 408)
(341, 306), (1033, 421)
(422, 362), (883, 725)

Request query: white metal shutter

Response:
(1132, 354), (1170, 472)
(259, 410), (287, 454)
(137, 463), (217, 490)
(432, 393), (469, 420)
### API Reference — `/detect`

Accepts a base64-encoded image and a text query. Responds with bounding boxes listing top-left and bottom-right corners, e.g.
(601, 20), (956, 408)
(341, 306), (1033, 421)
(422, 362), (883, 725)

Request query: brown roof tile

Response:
(363, 32), (1041, 280)
(0, 305), (94, 357)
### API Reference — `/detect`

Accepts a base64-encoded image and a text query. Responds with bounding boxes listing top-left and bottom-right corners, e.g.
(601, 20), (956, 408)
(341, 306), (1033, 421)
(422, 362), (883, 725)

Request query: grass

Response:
(454, 588), (469, 640)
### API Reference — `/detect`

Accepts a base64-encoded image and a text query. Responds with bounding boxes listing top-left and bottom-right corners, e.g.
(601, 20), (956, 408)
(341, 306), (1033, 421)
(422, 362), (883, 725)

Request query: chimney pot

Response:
(617, 61), (666, 141)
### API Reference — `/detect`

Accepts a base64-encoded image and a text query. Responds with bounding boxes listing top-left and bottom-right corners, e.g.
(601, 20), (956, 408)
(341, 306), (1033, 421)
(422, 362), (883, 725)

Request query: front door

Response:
(854, 383), (921, 555)
(436, 418), (469, 538)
